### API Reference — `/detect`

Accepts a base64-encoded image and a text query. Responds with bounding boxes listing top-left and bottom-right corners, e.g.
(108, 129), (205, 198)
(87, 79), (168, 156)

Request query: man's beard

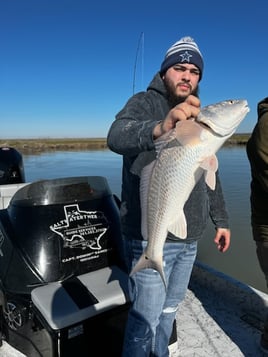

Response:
(163, 78), (199, 108)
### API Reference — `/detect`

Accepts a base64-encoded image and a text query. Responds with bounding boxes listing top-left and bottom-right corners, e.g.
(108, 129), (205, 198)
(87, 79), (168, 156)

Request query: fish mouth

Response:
(196, 100), (250, 136)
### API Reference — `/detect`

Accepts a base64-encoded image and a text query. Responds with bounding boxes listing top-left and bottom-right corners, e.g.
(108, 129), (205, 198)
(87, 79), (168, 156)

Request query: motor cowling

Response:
(0, 176), (130, 357)
(0, 147), (25, 185)
(0, 176), (125, 295)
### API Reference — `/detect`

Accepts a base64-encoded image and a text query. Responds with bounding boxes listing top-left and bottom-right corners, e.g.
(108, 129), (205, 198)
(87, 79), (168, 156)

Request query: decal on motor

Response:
(50, 204), (109, 251)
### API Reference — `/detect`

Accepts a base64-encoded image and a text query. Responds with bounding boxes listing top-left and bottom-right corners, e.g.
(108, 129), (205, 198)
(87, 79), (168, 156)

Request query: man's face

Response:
(163, 63), (200, 100)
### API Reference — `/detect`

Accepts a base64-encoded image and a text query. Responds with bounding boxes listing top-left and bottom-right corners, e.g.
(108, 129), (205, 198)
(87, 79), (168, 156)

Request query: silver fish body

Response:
(130, 99), (250, 288)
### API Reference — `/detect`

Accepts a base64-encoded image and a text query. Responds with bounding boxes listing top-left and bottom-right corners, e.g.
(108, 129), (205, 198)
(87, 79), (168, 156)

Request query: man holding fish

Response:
(107, 36), (247, 356)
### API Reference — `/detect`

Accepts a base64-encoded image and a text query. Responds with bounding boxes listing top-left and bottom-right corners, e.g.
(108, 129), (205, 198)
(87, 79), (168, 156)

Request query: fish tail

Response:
(130, 253), (167, 289)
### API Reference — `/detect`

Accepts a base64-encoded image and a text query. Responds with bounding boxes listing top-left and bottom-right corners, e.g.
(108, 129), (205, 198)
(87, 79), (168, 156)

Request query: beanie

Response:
(160, 36), (204, 80)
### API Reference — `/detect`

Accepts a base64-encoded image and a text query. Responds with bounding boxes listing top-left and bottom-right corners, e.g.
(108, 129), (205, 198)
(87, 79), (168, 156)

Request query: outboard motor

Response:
(0, 176), (129, 356)
(0, 147), (25, 184)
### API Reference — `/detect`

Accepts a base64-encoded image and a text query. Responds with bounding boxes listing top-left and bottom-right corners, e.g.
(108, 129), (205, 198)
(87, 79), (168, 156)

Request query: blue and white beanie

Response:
(160, 36), (204, 80)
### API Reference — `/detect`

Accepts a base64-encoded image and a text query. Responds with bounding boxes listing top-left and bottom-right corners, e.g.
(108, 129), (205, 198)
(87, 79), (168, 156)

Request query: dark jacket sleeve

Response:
(207, 171), (229, 229)
(107, 93), (157, 156)
(247, 97), (268, 193)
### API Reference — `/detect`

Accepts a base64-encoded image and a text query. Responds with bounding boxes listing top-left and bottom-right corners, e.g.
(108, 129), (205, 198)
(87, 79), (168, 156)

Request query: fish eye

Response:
(228, 100), (235, 104)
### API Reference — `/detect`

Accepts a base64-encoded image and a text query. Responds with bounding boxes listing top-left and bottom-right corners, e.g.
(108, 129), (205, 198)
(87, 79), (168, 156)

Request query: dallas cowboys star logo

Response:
(179, 51), (192, 63)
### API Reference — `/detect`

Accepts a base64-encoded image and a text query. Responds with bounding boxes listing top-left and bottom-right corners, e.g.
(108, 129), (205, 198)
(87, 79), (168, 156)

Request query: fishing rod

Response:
(133, 31), (144, 95)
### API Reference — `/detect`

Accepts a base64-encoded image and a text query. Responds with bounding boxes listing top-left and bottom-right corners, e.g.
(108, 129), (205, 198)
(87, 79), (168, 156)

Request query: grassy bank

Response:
(0, 134), (250, 154)
(225, 133), (250, 145)
(0, 138), (108, 154)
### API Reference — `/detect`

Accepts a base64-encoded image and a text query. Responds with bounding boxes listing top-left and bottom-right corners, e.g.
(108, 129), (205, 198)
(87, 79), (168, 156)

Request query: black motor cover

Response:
(0, 176), (124, 295)
(0, 147), (25, 184)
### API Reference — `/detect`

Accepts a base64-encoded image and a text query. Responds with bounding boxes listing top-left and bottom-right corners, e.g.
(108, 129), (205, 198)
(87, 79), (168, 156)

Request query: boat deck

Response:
(172, 261), (268, 356)
(2, 261), (268, 357)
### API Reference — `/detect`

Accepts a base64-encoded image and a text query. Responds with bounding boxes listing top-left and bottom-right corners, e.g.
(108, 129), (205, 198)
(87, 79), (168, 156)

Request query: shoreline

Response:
(0, 138), (108, 154)
(0, 134), (250, 154)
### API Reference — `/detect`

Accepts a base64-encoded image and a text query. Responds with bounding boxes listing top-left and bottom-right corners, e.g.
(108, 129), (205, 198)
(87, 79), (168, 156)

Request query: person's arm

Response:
(247, 110), (268, 192)
(207, 171), (231, 252)
(107, 94), (200, 156)
(107, 93), (157, 156)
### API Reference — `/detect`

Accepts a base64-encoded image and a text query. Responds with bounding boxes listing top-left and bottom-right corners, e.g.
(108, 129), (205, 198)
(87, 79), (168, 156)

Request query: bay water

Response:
(22, 146), (267, 293)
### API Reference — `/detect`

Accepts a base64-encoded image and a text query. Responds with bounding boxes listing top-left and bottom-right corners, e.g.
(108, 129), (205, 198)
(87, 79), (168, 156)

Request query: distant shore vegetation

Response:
(0, 138), (107, 154)
(0, 134), (250, 154)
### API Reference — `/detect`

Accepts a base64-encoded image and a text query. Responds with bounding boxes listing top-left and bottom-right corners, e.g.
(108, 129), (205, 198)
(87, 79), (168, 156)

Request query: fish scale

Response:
(148, 144), (204, 241)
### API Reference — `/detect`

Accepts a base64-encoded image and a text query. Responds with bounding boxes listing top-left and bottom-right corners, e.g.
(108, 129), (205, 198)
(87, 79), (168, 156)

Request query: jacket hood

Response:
(147, 72), (168, 97)
(257, 97), (268, 119)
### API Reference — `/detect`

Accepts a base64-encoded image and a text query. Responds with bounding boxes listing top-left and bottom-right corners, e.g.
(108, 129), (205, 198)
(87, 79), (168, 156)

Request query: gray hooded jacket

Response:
(107, 73), (229, 242)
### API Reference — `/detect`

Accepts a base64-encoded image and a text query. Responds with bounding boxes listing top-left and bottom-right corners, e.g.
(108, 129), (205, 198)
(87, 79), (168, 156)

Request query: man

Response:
(107, 36), (230, 357)
(246, 97), (268, 354)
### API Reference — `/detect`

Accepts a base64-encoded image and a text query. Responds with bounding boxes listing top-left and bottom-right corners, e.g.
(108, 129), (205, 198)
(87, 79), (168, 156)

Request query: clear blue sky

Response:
(1, 0), (267, 138)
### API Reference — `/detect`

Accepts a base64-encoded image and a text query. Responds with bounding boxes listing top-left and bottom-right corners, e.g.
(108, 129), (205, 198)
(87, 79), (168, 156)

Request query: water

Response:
(24, 150), (122, 196)
(197, 148), (267, 292)
(22, 147), (267, 293)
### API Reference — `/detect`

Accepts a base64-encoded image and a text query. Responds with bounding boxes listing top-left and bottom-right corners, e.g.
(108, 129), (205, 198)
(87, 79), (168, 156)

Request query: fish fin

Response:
(205, 171), (216, 190)
(175, 120), (204, 146)
(168, 213), (187, 239)
(200, 155), (219, 190)
(130, 253), (167, 289)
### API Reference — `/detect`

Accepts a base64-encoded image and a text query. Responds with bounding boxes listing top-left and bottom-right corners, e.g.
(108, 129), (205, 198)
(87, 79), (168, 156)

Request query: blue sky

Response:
(1, 0), (267, 138)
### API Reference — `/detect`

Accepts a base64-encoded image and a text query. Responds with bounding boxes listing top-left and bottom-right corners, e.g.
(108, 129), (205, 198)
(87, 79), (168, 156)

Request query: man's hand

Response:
(153, 95), (201, 139)
(214, 228), (231, 253)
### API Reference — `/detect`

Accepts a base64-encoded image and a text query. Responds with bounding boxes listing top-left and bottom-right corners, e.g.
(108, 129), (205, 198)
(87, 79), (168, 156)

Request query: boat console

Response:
(0, 174), (129, 356)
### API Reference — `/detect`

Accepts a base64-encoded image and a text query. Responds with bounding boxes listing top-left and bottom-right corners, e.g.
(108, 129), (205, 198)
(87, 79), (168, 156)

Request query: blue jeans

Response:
(122, 238), (198, 357)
